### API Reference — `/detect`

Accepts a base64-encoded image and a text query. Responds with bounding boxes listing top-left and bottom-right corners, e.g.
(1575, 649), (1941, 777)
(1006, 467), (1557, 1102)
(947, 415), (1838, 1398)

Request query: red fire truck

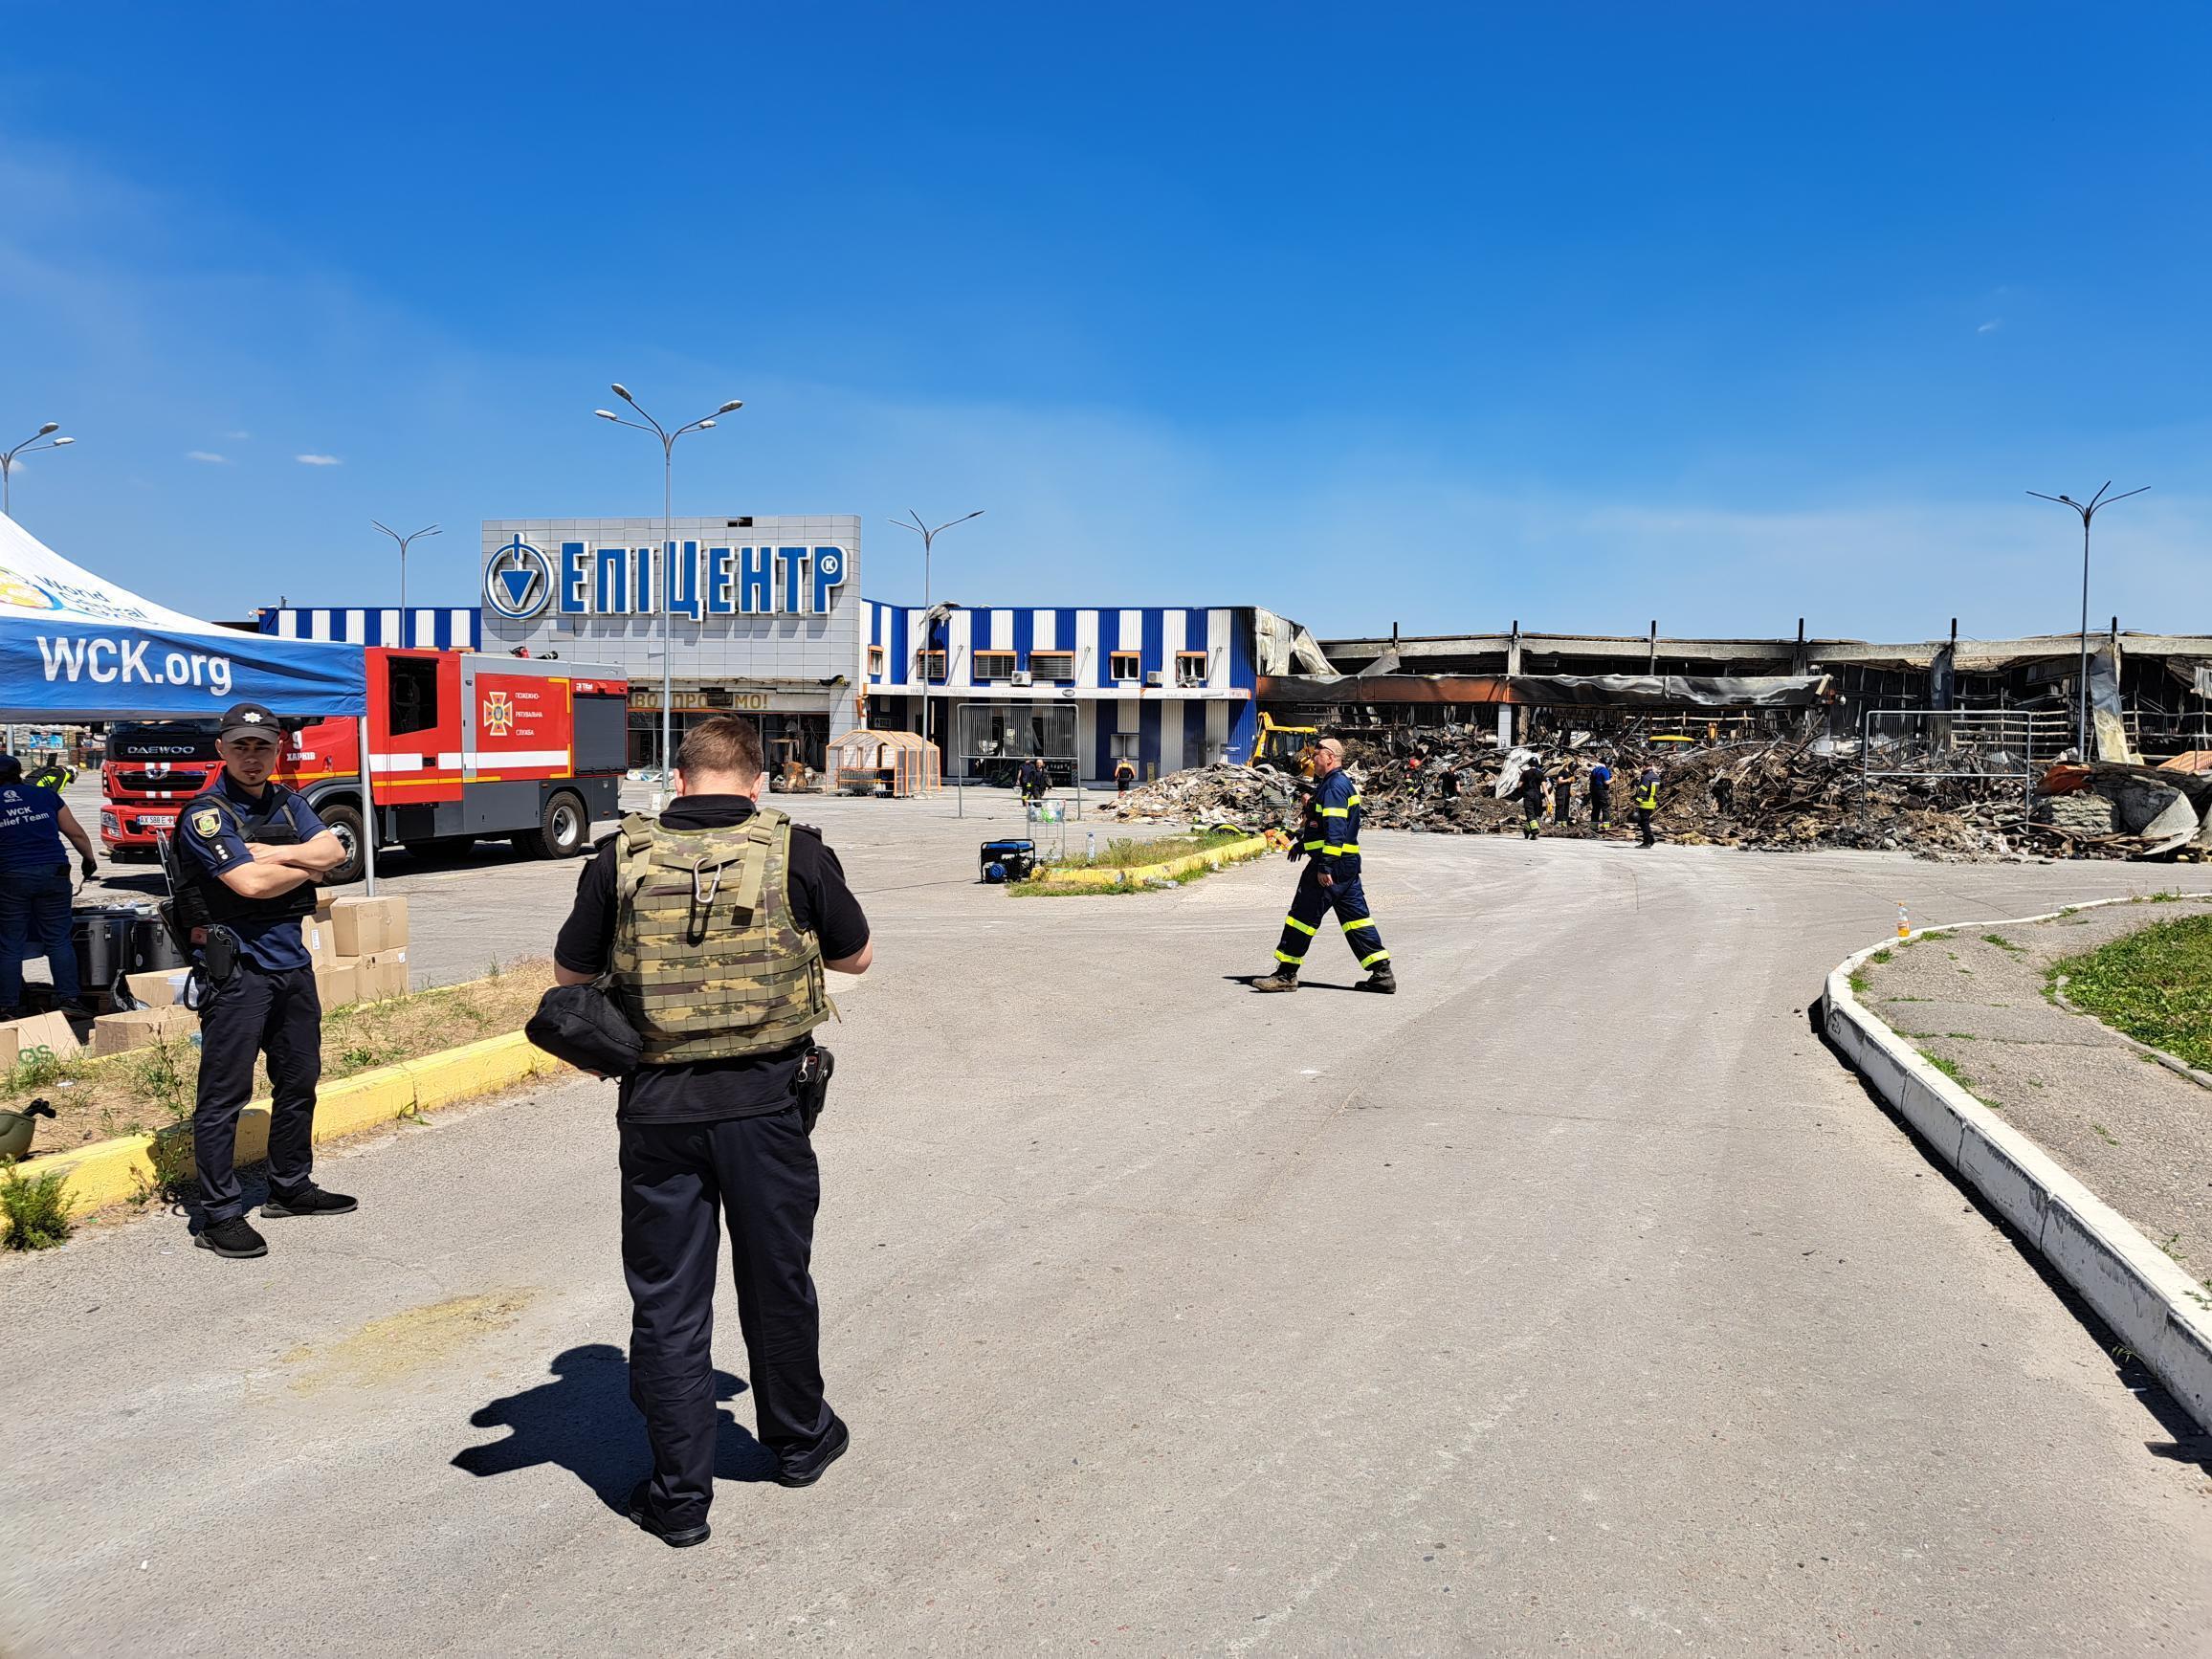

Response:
(101, 649), (630, 884)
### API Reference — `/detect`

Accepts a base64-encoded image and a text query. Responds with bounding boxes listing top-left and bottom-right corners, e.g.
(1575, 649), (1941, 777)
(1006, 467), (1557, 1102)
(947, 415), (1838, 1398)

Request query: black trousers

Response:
(1272, 863), (1387, 971)
(1636, 807), (1656, 846)
(1590, 785), (1610, 824)
(192, 962), (323, 1223)
(620, 1107), (833, 1525)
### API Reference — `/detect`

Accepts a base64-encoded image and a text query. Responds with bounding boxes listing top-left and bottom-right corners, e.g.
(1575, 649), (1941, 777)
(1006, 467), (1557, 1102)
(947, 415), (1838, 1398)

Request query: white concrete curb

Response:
(1822, 896), (2212, 1436)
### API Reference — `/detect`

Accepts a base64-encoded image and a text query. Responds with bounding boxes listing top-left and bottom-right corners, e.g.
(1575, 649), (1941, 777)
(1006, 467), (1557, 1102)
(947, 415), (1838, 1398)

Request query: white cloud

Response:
(294, 453), (341, 466)
(186, 450), (229, 464)
(1978, 319), (2002, 333)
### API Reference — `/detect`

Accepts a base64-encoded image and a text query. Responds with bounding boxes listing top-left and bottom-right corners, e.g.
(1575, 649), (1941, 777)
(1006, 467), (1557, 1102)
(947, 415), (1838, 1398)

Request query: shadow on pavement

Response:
(452, 1343), (778, 1511)
(1221, 974), (1362, 993)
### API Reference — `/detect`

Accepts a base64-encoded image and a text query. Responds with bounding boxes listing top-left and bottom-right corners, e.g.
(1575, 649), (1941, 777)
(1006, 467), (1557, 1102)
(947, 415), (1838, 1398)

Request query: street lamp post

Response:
(1, 423), (76, 518)
(595, 386), (743, 791)
(370, 520), (441, 645)
(2028, 482), (2148, 759)
(890, 509), (984, 763)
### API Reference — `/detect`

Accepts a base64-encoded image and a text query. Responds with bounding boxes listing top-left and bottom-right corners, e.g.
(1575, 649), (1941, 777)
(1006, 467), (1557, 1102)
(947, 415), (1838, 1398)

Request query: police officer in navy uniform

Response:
(173, 702), (352, 1260)
(552, 715), (872, 1548)
(0, 753), (99, 1019)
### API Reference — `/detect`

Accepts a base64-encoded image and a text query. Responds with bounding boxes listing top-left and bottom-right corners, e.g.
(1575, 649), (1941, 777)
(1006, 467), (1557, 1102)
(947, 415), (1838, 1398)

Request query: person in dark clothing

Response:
(553, 716), (873, 1548)
(0, 753), (98, 1018)
(1586, 761), (1613, 829)
(1552, 762), (1575, 826)
(1017, 757), (1049, 805)
(1517, 763), (1549, 840)
(1634, 763), (1663, 848)
(1114, 758), (1136, 795)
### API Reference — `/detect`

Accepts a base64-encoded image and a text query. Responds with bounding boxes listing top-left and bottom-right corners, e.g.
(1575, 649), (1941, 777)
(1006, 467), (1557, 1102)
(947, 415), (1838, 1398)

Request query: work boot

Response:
(1356, 965), (1397, 995)
(263, 1185), (358, 1218)
(195, 1216), (269, 1259)
(626, 1480), (711, 1548)
(1250, 968), (1300, 992)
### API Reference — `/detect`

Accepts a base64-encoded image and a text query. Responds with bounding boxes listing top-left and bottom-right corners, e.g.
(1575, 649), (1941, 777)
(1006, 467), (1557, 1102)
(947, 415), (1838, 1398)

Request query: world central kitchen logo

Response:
(483, 536), (847, 622)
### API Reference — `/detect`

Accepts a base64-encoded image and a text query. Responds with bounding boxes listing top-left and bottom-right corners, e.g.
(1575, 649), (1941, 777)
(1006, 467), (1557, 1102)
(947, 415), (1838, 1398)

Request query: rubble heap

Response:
(1105, 733), (2212, 862)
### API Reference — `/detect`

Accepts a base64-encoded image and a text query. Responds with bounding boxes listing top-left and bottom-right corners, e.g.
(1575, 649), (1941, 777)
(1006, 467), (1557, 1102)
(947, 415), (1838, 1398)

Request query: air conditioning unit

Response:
(1010, 671), (1033, 687)
(1144, 671), (1163, 687)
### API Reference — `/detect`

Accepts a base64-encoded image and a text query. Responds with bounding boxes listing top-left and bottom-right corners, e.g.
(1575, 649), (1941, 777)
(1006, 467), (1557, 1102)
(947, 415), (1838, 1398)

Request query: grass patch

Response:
(2090, 1122), (2120, 1148)
(1982, 933), (2025, 954)
(1049, 828), (1251, 872)
(1869, 947), (1893, 966)
(2049, 915), (2212, 1072)
(1, 962), (555, 1158)
(1, 1159), (73, 1250)
(1847, 971), (1869, 996)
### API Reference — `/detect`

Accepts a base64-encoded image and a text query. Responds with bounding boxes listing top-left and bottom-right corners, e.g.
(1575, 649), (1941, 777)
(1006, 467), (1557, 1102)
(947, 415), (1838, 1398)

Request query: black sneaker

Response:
(775, 1416), (850, 1489)
(625, 1480), (711, 1548)
(195, 1216), (269, 1259)
(263, 1186), (358, 1218)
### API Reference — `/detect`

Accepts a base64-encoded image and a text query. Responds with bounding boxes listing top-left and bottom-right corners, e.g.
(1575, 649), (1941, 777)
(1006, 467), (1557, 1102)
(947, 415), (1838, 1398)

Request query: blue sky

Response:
(2, 1), (2204, 641)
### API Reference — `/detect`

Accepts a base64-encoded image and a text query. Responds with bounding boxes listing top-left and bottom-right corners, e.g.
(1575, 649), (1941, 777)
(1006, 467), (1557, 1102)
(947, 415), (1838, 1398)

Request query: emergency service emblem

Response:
(188, 807), (223, 839)
(482, 690), (515, 737)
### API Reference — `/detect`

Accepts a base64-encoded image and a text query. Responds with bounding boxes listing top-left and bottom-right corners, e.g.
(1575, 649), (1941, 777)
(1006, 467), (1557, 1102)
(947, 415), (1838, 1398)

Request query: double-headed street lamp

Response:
(594, 385), (743, 783)
(2028, 481), (2148, 760)
(2, 423), (76, 518)
(891, 509), (984, 760)
(370, 520), (441, 643)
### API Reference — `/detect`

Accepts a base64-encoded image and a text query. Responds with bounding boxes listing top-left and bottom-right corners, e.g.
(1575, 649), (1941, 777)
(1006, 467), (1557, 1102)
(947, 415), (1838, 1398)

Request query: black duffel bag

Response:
(526, 980), (643, 1078)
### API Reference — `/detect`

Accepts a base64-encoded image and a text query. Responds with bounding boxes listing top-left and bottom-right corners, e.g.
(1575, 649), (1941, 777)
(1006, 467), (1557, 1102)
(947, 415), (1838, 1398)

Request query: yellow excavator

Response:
(1256, 713), (1318, 775)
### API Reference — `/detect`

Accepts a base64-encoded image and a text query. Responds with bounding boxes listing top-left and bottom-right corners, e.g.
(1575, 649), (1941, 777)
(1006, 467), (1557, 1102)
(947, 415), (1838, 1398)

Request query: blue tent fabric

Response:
(0, 515), (364, 720)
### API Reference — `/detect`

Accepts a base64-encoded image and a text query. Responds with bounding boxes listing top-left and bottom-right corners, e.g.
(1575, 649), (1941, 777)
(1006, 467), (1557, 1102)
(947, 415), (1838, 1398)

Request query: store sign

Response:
(630, 688), (772, 712)
(484, 537), (848, 622)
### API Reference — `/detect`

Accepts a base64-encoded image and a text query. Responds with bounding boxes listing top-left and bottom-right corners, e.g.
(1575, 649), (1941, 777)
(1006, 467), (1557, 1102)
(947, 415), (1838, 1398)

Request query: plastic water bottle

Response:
(1087, 831), (1096, 859)
(1896, 902), (1910, 940)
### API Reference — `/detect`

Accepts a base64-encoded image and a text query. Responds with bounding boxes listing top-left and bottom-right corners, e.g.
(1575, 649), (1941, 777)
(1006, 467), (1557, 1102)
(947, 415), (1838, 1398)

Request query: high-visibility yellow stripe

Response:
(1346, 793), (1362, 806)
(1318, 806), (1350, 817)
(1359, 949), (1391, 967)
(1321, 843), (1359, 855)
(1283, 915), (1317, 936)
(1344, 918), (1378, 933)
(1303, 838), (1326, 851)
(1274, 948), (1305, 964)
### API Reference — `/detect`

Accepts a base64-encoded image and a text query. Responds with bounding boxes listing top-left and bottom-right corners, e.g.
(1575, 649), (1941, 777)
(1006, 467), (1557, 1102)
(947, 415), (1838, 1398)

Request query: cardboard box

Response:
(124, 969), (190, 1007)
(301, 912), (341, 968)
(357, 948), (409, 1001)
(315, 962), (361, 1009)
(91, 1006), (198, 1057)
(328, 896), (408, 958)
(2, 1009), (84, 1065)
(0, 1025), (16, 1071)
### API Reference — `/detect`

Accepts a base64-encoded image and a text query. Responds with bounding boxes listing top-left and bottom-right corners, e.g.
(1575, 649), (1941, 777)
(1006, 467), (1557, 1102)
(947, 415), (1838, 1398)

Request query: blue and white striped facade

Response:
(862, 602), (1260, 782)
(258, 606), (482, 651)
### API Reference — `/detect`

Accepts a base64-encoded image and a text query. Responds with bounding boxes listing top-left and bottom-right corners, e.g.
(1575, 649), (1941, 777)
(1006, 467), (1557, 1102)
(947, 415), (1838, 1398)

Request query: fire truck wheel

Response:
(321, 803), (368, 886)
(521, 791), (588, 861)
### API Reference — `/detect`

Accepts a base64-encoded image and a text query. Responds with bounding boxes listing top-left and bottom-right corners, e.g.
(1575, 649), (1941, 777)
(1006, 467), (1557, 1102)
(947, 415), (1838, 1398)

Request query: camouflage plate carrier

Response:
(610, 805), (834, 1065)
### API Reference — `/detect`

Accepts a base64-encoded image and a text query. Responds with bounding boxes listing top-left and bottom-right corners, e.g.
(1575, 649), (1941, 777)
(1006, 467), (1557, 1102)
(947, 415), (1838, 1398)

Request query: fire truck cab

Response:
(101, 649), (630, 885)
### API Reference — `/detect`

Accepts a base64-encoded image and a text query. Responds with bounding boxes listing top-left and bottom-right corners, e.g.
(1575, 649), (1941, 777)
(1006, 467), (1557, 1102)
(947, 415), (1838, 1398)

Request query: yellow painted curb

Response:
(1030, 833), (1271, 889)
(32, 1030), (561, 1221)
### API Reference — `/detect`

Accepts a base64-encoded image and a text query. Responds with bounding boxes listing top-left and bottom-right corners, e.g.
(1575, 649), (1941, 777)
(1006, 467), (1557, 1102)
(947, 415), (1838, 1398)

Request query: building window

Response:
(1109, 651), (1140, 682)
(867, 646), (885, 677)
(1029, 651), (1075, 682)
(974, 651), (1016, 680)
(922, 651), (947, 683)
(1176, 650), (1211, 688)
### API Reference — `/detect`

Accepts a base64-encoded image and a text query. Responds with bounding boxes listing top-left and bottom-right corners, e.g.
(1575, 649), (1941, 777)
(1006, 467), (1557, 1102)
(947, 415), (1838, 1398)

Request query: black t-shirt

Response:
(553, 797), (871, 1123)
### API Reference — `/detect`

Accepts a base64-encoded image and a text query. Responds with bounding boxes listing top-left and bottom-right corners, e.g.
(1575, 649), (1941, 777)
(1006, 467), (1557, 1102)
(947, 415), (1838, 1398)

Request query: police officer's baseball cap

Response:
(217, 702), (282, 743)
(0, 755), (21, 783)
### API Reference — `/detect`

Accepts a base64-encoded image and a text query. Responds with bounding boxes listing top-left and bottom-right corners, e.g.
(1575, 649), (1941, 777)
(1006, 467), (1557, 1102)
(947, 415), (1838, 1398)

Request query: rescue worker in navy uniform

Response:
(175, 703), (352, 1260)
(1634, 761), (1663, 848)
(0, 754), (99, 1019)
(1251, 737), (1393, 994)
(552, 716), (873, 1548)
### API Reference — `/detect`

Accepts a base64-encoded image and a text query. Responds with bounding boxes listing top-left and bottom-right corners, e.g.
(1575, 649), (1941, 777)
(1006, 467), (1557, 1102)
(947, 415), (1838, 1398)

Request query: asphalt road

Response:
(6, 804), (2212, 1655)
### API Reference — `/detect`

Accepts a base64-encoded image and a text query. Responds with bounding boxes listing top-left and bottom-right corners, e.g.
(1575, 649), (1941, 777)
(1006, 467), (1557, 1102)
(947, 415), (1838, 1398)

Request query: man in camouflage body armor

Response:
(555, 717), (873, 1547)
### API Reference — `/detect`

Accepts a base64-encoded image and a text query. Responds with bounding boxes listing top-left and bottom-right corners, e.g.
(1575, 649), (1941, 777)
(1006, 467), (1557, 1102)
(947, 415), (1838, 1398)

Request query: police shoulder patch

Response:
(188, 806), (225, 840)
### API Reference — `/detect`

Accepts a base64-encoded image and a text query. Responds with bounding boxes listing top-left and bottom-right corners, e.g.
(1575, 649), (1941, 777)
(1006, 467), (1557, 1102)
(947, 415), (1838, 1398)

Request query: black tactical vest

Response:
(168, 783), (320, 928)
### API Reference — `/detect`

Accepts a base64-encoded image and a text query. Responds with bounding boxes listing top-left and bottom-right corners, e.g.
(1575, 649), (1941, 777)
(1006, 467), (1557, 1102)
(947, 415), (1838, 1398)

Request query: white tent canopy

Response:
(0, 514), (364, 721)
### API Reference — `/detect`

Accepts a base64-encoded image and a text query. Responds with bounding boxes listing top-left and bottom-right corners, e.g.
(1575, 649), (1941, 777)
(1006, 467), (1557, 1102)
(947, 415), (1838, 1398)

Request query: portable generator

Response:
(979, 839), (1037, 883)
